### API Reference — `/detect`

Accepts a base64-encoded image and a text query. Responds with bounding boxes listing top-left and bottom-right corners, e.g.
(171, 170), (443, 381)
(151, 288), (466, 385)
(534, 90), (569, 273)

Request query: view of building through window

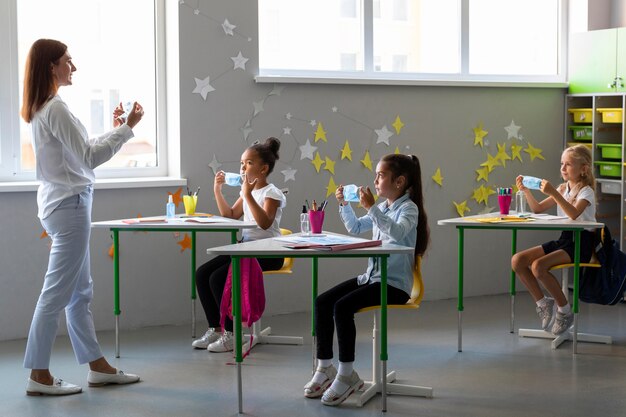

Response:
(17, 0), (157, 172)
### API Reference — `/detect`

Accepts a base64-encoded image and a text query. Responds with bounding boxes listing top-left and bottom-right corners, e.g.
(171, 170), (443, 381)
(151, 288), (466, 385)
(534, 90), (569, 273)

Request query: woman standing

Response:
(22, 39), (142, 396)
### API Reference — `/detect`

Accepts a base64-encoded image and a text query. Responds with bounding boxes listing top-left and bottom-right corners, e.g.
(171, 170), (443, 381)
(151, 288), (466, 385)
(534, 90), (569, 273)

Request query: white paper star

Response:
(285, 112), (292, 120)
(241, 126), (253, 141)
(281, 167), (297, 182)
(222, 19), (236, 36)
(332, 106), (338, 112)
(231, 51), (249, 70)
(310, 120), (317, 127)
(193, 8), (199, 15)
(375, 125), (393, 146)
(269, 85), (285, 96)
(243, 119), (251, 128)
(253, 99), (265, 117)
(283, 127), (292, 135)
(505, 120), (521, 140)
(192, 76), (215, 100)
(299, 139), (317, 160)
(208, 155), (222, 174)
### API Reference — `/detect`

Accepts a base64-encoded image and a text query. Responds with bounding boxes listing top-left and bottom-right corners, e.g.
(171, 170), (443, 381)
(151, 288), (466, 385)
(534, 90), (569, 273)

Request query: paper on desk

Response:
(275, 235), (367, 245)
(473, 216), (535, 224)
(529, 213), (570, 221)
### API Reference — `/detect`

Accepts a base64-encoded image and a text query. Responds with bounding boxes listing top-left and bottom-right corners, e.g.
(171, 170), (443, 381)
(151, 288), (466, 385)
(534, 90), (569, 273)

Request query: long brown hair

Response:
(380, 154), (430, 259)
(21, 39), (67, 123)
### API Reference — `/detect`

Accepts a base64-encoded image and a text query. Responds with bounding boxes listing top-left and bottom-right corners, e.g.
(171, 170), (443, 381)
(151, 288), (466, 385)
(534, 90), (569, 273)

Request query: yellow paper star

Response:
(510, 142), (523, 162)
(480, 153), (501, 172)
(168, 187), (183, 207)
(432, 167), (443, 186)
(360, 151), (373, 171)
(453, 200), (471, 217)
(394, 146), (401, 154)
(311, 152), (324, 172)
(471, 187), (483, 204)
(473, 122), (488, 148)
(495, 142), (511, 167)
(177, 233), (192, 252)
(326, 176), (338, 198)
(340, 140), (353, 161)
(480, 185), (496, 205)
(314, 122), (327, 143)
(392, 116), (404, 135)
(524, 142), (545, 162)
(476, 167), (490, 183)
(323, 157), (336, 175)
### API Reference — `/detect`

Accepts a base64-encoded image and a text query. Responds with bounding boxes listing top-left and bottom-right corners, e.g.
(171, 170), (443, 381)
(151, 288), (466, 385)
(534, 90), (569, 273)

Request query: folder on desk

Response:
(473, 216), (534, 224)
(285, 239), (382, 251)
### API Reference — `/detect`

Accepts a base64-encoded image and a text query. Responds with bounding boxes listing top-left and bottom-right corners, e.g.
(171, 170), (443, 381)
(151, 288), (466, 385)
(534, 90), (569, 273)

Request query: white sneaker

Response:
(192, 328), (220, 349)
(536, 297), (556, 330)
(208, 331), (234, 352)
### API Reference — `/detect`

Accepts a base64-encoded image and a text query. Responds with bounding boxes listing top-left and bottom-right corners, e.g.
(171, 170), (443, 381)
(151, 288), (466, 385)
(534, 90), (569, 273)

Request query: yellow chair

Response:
(247, 228), (304, 349)
(518, 228), (612, 351)
(354, 256), (433, 407)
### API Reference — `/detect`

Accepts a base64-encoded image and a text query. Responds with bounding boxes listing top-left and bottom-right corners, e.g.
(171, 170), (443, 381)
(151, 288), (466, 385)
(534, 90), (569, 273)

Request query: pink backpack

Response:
(220, 258), (266, 329)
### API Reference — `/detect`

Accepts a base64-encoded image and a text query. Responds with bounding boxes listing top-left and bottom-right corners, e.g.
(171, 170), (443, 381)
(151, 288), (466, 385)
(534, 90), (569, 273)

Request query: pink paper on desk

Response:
(122, 216), (167, 224)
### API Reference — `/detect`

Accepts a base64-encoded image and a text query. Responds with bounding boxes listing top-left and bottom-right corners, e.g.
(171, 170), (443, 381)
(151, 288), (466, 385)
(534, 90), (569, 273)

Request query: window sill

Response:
(0, 177), (187, 193)
(255, 74), (569, 89)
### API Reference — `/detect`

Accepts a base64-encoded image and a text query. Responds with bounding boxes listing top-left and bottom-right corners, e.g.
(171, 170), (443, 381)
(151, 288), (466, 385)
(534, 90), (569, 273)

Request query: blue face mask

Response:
(343, 184), (361, 202)
(522, 176), (542, 190)
(224, 172), (243, 187)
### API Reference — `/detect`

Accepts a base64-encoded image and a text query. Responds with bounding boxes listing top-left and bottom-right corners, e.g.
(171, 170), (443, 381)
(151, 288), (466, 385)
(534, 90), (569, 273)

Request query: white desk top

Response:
(437, 212), (603, 230)
(92, 215), (257, 230)
(207, 232), (414, 257)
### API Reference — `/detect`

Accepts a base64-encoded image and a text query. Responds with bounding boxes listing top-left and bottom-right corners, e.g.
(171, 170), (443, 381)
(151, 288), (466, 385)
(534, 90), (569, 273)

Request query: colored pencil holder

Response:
(309, 210), (325, 234)
(183, 195), (198, 215)
(498, 195), (511, 215)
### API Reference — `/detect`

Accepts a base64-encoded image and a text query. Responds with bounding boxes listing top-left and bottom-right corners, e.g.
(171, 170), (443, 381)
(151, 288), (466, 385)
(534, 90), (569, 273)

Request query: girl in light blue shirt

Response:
(304, 154), (429, 406)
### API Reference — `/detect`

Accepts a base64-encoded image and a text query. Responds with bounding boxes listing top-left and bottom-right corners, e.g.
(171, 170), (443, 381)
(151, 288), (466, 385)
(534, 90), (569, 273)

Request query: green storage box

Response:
(568, 125), (593, 140)
(596, 143), (622, 159)
(594, 161), (622, 177)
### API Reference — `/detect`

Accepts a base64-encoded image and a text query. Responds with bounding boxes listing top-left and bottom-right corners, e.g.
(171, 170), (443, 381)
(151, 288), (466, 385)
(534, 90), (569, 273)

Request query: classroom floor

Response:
(2, 293), (626, 417)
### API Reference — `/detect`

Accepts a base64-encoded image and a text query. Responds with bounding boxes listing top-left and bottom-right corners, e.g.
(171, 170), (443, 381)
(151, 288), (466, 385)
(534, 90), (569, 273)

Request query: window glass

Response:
(469, 0), (559, 75)
(259, 0), (363, 71)
(16, 0), (157, 171)
(373, 0), (460, 73)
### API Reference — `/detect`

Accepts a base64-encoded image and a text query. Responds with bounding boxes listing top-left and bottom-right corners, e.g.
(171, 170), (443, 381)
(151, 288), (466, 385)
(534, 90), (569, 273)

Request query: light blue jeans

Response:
(24, 186), (103, 369)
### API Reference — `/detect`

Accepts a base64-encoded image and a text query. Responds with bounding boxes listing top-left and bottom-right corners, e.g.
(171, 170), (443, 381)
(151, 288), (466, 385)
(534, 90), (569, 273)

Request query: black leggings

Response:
(196, 255), (284, 332)
(315, 278), (409, 363)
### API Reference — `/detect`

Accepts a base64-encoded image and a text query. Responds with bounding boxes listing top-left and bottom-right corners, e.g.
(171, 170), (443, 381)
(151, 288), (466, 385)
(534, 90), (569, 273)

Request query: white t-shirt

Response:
(556, 184), (596, 225)
(240, 183), (286, 241)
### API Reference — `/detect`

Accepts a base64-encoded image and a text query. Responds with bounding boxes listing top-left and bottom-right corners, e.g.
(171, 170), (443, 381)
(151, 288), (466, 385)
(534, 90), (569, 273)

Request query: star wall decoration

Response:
(192, 75), (215, 100)
(505, 120), (521, 140)
(340, 140), (352, 161)
(222, 19), (236, 35)
(392, 116), (404, 135)
(283, 127), (292, 135)
(510, 143), (523, 162)
(453, 200), (471, 217)
(473, 122), (488, 148)
(375, 125), (393, 146)
(208, 154), (222, 174)
(299, 139), (317, 160)
(495, 142), (511, 167)
(476, 167), (490, 183)
(361, 151), (373, 171)
(480, 153), (501, 172)
(311, 152), (325, 173)
(281, 167), (297, 182)
(524, 143), (545, 161)
(326, 176), (338, 198)
(323, 157), (336, 175)
(177, 233), (192, 252)
(314, 122), (328, 143)
(168, 187), (183, 207)
(432, 167), (443, 186)
(231, 51), (249, 70)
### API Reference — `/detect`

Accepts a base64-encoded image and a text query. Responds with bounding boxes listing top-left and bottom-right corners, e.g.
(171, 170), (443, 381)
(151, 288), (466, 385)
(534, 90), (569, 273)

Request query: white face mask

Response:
(224, 172), (243, 187)
(342, 184), (360, 202)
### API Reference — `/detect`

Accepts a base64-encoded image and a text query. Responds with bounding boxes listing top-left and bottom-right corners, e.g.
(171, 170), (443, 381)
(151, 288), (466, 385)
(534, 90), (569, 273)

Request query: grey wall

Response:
(0, 1), (567, 342)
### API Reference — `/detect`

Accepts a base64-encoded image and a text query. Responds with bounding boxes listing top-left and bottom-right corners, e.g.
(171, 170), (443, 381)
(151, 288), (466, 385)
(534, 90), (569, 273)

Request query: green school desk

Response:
(91, 216), (256, 357)
(207, 232), (415, 414)
(437, 213), (603, 354)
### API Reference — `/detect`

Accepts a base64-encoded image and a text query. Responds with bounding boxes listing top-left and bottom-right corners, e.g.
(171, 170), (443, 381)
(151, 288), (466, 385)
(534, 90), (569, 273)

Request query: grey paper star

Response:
(208, 155), (222, 174)
(253, 99), (265, 117)
(241, 126), (253, 141)
(285, 112), (292, 120)
(192, 76), (215, 100)
(310, 120), (316, 127)
(505, 120), (521, 140)
(269, 85), (285, 96)
(231, 51), (249, 70)
(283, 127), (292, 135)
(281, 167), (297, 182)
(375, 125), (393, 146)
(299, 139), (317, 160)
(222, 19), (236, 36)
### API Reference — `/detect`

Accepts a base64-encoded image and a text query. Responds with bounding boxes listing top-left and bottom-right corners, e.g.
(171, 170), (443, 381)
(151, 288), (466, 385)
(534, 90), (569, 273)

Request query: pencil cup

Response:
(498, 195), (511, 215)
(183, 195), (197, 216)
(309, 210), (325, 234)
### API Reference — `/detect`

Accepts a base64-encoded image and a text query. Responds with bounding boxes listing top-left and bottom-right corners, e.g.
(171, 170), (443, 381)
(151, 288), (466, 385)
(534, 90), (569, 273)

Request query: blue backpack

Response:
(580, 226), (626, 305)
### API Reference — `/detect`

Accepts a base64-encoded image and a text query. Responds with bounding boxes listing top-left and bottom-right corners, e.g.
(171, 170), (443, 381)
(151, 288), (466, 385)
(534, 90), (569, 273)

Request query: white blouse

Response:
(30, 95), (134, 219)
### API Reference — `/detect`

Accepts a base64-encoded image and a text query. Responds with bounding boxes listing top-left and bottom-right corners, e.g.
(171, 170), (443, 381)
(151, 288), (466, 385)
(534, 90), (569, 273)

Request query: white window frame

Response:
(0, 0), (180, 187)
(256, 0), (569, 87)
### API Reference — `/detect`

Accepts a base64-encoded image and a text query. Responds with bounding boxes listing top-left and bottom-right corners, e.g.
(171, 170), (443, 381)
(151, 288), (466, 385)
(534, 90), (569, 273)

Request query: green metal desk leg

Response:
(311, 257), (318, 373)
(191, 231), (197, 338)
(573, 230), (581, 354)
(510, 229), (517, 333)
(232, 256), (243, 413)
(113, 229), (121, 358)
(380, 256), (388, 412)
(457, 227), (464, 352)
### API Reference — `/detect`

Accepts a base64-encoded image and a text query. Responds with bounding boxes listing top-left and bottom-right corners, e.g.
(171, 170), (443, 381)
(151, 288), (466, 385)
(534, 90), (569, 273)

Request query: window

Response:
(258, 0), (565, 84)
(0, 0), (167, 182)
